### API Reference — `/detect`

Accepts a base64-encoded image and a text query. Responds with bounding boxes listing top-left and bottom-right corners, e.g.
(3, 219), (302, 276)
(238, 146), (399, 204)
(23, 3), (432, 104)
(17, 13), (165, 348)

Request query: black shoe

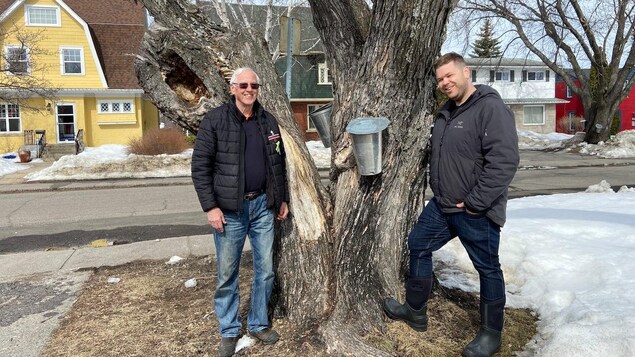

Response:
(249, 328), (280, 345)
(218, 336), (240, 357)
(461, 326), (501, 357)
(383, 298), (428, 331)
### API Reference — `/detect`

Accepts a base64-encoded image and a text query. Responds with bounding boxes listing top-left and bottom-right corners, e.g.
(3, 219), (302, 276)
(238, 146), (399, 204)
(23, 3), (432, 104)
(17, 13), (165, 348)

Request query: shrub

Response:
(128, 128), (191, 155)
(557, 115), (585, 134)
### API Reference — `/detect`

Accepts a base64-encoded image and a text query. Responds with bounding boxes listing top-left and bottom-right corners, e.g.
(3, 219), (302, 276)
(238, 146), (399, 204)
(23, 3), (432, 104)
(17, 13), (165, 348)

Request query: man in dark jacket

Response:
(191, 68), (289, 357)
(383, 53), (519, 357)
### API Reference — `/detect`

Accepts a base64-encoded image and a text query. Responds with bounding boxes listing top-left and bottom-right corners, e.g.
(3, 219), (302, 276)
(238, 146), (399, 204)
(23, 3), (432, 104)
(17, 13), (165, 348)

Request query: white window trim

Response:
(317, 62), (331, 85)
(24, 5), (61, 27)
(4, 45), (30, 75)
(566, 85), (573, 98)
(523, 105), (546, 126)
(527, 70), (545, 81)
(60, 47), (85, 75)
(0, 103), (21, 133)
(97, 100), (135, 114)
(495, 70), (510, 82)
(306, 104), (321, 132)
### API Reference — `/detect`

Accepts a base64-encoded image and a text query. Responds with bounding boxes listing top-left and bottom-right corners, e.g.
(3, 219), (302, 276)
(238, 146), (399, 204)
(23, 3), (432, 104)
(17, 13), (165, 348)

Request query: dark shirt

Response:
(241, 113), (267, 193)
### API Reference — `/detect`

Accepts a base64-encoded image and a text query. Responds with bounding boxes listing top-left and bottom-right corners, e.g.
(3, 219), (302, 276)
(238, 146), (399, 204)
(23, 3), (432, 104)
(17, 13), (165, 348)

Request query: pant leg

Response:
(213, 209), (248, 337)
(408, 198), (455, 278)
(451, 212), (505, 301)
(245, 194), (275, 332)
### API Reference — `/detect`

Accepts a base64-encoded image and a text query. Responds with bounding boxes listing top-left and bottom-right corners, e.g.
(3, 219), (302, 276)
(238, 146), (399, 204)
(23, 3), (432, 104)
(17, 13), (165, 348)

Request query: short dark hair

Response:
(434, 52), (466, 70)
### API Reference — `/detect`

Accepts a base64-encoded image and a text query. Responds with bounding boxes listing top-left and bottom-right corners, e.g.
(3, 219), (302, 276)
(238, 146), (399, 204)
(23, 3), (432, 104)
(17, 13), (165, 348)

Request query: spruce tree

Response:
(470, 19), (502, 58)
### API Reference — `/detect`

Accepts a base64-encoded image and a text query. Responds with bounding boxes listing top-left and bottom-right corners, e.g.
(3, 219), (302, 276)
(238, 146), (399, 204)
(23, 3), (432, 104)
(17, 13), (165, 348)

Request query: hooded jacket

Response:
(191, 98), (289, 213)
(429, 84), (519, 227)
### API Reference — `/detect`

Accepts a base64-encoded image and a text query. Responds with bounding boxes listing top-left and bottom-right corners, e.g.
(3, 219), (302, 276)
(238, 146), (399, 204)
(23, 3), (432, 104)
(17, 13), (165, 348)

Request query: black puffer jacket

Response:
(191, 98), (289, 213)
(430, 85), (519, 227)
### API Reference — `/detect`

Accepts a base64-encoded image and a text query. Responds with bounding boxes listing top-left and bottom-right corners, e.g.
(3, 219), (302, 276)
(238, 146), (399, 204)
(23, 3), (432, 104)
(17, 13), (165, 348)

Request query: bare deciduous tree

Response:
(134, 0), (455, 354)
(460, 0), (635, 144)
(0, 24), (58, 110)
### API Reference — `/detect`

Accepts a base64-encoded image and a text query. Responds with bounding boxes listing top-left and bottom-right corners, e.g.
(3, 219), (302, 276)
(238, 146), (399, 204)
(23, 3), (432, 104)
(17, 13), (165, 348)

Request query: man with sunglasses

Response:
(383, 53), (519, 357)
(192, 67), (289, 357)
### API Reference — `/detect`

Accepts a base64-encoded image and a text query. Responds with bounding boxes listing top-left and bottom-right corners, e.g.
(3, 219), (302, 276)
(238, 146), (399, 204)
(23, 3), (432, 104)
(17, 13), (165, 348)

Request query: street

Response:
(1, 149), (634, 253)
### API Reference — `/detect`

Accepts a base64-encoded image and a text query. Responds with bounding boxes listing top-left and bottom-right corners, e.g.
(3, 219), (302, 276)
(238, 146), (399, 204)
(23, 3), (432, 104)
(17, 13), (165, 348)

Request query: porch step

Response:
(41, 144), (76, 161)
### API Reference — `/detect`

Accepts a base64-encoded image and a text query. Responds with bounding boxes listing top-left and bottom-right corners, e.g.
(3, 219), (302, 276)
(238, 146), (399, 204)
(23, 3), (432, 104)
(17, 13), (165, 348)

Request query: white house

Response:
(465, 57), (568, 133)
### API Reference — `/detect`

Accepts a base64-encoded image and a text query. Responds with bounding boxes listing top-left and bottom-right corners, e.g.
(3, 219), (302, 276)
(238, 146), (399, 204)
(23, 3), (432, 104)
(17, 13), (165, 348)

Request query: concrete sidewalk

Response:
(0, 234), (230, 357)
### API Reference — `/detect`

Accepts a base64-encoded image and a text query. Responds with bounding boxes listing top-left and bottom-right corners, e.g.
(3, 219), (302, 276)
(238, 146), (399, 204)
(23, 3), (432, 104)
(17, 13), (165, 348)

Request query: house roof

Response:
(0, 0), (146, 90)
(466, 57), (547, 68)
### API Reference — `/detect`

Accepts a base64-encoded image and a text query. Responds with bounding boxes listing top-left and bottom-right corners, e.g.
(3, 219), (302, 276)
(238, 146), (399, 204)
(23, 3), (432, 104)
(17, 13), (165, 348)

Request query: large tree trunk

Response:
(135, 0), (333, 325)
(135, 0), (456, 354)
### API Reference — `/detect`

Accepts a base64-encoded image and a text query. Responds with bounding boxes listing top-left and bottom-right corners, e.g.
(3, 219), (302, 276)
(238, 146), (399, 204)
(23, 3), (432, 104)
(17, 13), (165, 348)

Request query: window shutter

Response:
(522, 70), (527, 82)
(546, 70), (550, 82)
(471, 69), (476, 82)
(490, 70), (495, 82)
(510, 70), (515, 82)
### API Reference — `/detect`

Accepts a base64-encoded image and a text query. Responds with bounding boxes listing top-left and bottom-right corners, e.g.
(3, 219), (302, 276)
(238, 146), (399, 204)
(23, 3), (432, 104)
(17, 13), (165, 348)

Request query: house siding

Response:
(0, 0), (158, 152)
(511, 104), (557, 134)
(555, 78), (635, 133)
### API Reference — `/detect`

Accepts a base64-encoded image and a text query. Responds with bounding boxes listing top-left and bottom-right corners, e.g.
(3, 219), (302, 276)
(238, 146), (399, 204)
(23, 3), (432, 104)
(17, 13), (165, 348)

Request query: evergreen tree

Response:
(470, 19), (502, 58)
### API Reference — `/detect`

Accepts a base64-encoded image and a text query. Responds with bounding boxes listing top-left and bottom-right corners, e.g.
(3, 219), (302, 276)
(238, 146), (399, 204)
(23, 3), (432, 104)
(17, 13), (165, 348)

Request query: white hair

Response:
(230, 67), (260, 84)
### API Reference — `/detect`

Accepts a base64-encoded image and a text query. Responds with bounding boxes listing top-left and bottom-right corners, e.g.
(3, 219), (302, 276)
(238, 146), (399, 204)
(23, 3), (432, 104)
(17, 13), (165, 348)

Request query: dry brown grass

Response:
(128, 128), (191, 156)
(42, 254), (537, 357)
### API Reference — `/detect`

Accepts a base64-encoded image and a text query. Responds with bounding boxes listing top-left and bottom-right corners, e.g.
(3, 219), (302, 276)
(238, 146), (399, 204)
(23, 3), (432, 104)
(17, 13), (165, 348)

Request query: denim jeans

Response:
(408, 198), (505, 301)
(213, 194), (274, 337)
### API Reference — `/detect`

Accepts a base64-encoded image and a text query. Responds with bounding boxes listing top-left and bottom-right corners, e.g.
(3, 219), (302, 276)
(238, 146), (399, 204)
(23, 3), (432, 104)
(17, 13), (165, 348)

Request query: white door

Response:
(56, 104), (76, 142)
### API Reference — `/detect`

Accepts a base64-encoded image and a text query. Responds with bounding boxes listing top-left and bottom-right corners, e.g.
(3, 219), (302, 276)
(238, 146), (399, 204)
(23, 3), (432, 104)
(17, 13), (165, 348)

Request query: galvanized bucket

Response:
(346, 117), (390, 175)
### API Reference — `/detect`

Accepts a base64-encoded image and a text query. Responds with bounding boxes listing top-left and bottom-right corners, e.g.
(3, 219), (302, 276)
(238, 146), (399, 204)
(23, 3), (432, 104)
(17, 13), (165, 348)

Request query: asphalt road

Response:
(1, 149), (634, 253)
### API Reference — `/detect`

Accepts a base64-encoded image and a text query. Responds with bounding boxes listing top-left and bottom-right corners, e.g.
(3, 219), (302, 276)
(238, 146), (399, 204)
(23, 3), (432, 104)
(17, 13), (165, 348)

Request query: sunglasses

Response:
(232, 82), (260, 90)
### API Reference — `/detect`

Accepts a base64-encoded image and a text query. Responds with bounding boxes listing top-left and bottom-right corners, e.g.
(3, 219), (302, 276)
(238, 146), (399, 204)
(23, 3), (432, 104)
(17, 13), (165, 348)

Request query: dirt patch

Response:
(42, 254), (536, 356)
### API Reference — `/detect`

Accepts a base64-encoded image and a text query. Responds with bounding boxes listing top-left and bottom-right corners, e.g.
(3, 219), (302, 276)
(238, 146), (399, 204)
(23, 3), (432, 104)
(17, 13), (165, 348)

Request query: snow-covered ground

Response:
(1, 130), (635, 356)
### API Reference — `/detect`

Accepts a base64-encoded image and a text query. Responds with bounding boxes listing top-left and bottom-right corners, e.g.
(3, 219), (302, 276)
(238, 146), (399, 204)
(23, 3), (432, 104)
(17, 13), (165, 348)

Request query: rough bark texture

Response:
(306, 1), (455, 353)
(134, 0), (456, 355)
(135, 0), (333, 326)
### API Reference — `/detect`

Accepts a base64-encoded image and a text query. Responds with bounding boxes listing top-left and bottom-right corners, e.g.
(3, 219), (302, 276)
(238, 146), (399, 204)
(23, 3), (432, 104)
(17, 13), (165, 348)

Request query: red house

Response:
(555, 73), (635, 134)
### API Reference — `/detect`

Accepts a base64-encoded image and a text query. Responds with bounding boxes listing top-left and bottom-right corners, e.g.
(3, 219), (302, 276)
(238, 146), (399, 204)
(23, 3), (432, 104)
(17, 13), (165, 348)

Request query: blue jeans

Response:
(408, 198), (505, 301)
(213, 194), (274, 337)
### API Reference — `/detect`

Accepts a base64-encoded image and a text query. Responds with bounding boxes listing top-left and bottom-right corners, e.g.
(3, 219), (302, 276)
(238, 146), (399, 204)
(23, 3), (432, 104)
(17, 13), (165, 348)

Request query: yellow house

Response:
(0, 0), (158, 153)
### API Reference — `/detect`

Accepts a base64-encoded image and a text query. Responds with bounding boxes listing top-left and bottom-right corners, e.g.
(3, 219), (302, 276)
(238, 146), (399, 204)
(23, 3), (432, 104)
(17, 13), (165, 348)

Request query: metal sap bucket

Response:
(309, 103), (332, 148)
(346, 117), (390, 176)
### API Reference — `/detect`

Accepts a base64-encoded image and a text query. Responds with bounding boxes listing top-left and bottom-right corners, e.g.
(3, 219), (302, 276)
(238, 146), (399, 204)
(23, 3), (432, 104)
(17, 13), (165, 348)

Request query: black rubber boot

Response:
(383, 277), (432, 332)
(462, 297), (506, 357)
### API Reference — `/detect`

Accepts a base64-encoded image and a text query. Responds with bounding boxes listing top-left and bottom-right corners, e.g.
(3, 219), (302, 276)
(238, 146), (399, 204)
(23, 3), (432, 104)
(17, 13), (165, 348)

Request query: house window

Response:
(632, 112), (635, 127)
(567, 111), (576, 131)
(25, 5), (60, 26)
(318, 62), (331, 85)
(307, 104), (328, 131)
(61, 48), (84, 74)
(566, 85), (573, 98)
(0, 103), (21, 133)
(5, 46), (30, 75)
(523, 105), (545, 125)
(527, 71), (545, 81)
(98, 100), (134, 114)
(495, 71), (510, 81)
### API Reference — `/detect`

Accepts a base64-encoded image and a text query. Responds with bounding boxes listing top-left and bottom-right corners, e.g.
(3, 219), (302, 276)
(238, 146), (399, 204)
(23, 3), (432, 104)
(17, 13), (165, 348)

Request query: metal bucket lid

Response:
(346, 117), (390, 135)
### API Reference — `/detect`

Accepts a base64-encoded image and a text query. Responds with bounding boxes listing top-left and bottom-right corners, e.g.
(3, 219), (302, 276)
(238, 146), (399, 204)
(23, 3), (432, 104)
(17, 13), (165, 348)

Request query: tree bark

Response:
(135, 0), (456, 354)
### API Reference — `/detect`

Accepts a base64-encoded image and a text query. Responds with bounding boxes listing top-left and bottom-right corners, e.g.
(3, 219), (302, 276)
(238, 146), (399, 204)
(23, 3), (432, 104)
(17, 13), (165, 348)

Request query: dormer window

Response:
(25, 5), (60, 26)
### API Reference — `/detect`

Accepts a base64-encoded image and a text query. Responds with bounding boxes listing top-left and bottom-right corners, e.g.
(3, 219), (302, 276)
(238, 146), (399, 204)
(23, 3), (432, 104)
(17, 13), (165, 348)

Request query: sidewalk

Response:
(0, 234), (230, 357)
